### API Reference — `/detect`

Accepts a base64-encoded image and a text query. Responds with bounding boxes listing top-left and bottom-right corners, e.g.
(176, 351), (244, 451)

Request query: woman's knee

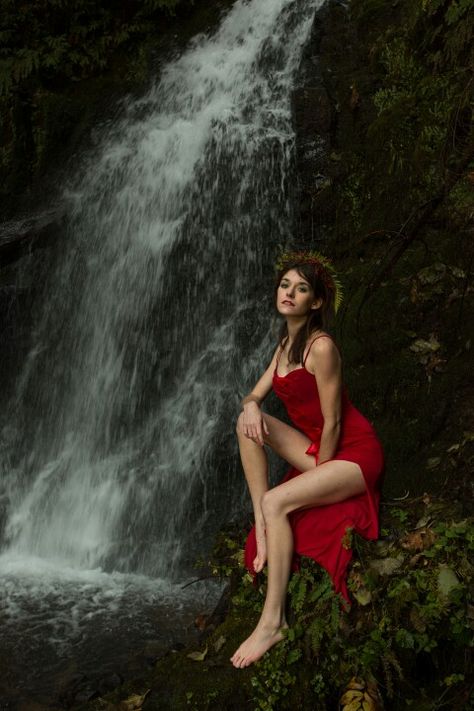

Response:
(261, 489), (285, 519)
(236, 411), (245, 437)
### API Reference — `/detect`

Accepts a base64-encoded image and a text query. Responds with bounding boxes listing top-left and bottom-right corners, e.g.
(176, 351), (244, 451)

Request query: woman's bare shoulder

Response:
(306, 332), (338, 351)
(305, 333), (341, 370)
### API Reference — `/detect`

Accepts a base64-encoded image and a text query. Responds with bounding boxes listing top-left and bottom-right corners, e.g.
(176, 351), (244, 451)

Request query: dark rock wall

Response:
(292, 0), (474, 499)
(293, 0), (353, 243)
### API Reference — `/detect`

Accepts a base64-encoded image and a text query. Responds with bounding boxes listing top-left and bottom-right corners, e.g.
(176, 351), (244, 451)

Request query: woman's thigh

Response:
(264, 459), (367, 517)
(262, 413), (318, 472)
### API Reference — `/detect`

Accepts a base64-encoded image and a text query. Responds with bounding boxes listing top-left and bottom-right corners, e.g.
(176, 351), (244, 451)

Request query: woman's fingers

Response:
(242, 417), (268, 446)
(244, 425), (263, 445)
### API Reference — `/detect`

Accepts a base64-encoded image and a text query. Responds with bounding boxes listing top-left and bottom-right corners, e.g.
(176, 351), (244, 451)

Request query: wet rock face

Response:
(292, 0), (474, 499)
(59, 672), (124, 707)
(0, 208), (64, 268)
(292, 0), (350, 242)
(0, 208), (65, 397)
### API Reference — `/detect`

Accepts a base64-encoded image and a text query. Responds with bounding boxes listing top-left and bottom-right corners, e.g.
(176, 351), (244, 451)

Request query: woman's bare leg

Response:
(236, 411), (317, 572)
(230, 493), (293, 668)
(236, 413), (269, 572)
(231, 458), (366, 668)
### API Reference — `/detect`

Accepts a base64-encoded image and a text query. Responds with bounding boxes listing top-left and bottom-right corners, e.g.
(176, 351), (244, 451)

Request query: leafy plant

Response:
(210, 498), (473, 710)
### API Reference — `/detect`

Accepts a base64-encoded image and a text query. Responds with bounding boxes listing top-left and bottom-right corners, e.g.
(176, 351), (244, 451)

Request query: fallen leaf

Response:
(410, 607), (427, 632)
(401, 528), (436, 552)
(437, 566), (461, 598)
(340, 689), (363, 704)
(425, 353), (446, 377)
(339, 678), (382, 711)
(410, 336), (441, 354)
(410, 281), (420, 304)
(342, 701), (362, 711)
(446, 443), (461, 453)
(362, 700), (376, 711)
(342, 527), (354, 550)
(119, 690), (150, 711)
(349, 84), (360, 110)
(187, 646), (208, 662)
(373, 540), (391, 557)
(353, 588), (372, 606)
(414, 515), (432, 529)
(213, 635), (226, 653)
(416, 263), (446, 286)
(194, 614), (209, 631)
(348, 569), (365, 589)
(426, 456), (441, 470)
(369, 556), (404, 576)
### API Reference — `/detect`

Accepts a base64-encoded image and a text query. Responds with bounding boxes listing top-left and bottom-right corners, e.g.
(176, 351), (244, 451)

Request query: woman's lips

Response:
(281, 300), (294, 306)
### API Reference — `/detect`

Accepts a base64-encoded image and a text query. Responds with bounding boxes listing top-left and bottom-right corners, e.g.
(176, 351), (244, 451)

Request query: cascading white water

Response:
(1, 0), (324, 582)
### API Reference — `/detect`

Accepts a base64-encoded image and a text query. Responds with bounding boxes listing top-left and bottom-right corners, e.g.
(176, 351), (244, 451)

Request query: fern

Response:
(0, 59), (13, 95)
(12, 49), (40, 82)
(330, 596), (340, 634)
(308, 615), (326, 656)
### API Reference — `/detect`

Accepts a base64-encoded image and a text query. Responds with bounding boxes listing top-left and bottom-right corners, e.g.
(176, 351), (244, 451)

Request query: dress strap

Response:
(303, 334), (335, 366)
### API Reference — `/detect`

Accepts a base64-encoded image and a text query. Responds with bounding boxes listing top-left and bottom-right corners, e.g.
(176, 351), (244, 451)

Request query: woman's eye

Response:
(298, 287), (308, 292)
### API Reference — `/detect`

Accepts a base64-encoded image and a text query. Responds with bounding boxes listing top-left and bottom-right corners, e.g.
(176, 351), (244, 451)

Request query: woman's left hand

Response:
(239, 403), (269, 446)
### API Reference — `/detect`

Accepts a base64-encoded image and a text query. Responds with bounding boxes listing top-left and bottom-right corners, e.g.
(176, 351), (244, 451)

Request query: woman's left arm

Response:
(306, 338), (342, 464)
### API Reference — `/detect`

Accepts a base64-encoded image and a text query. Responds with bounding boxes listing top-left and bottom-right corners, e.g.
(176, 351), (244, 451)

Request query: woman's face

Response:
(276, 269), (322, 317)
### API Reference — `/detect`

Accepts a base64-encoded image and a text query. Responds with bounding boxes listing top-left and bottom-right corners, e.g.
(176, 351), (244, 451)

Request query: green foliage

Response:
(0, 0), (186, 95)
(334, 0), (474, 241)
(209, 499), (473, 711)
(0, 0), (199, 210)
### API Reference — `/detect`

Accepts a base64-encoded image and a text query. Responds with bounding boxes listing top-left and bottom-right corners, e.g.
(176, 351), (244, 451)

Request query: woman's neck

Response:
(285, 317), (307, 343)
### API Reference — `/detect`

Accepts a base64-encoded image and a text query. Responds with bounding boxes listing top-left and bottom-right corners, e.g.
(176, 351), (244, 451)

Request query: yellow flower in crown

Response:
(275, 249), (343, 313)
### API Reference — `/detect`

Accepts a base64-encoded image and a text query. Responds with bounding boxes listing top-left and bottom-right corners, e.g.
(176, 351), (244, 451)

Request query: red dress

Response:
(244, 335), (384, 603)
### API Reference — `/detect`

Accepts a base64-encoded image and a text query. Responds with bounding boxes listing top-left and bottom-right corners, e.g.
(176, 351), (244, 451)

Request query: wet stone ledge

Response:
(0, 207), (65, 270)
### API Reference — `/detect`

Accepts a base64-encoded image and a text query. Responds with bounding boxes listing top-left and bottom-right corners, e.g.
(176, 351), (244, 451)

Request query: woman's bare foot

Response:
(230, 620), (288, 668)
(253, 521), (267, 573)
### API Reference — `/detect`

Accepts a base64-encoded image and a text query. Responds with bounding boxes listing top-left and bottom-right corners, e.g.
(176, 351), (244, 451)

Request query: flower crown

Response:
(275, 249), (343, 313)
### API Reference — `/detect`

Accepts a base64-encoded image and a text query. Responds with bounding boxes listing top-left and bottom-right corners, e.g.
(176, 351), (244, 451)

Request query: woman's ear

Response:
(311, 297), (323, 310)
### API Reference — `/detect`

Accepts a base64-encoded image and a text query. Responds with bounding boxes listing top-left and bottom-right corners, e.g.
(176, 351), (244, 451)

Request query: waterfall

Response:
(0, 0), (323, 582)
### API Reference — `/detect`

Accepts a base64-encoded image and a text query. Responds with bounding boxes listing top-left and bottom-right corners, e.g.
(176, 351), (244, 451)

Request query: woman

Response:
(230, 251), (384, 669)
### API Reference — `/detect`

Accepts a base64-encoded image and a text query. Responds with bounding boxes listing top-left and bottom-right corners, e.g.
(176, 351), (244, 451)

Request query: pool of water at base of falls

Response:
(0, 553), (224, 708)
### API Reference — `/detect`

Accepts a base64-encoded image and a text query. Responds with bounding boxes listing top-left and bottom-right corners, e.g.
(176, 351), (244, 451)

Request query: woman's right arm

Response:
(239, 346), (280, 446)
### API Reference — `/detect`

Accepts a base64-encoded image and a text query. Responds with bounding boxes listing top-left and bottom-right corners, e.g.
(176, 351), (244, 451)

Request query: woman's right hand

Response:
(238, 402), (269, 446)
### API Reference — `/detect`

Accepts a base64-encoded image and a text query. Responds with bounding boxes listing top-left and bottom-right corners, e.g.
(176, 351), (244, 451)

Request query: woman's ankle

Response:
(259, 611), (287, 630)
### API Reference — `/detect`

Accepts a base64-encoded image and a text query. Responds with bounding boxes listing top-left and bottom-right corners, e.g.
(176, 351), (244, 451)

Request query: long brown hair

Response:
(276, 262), (335, 365)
